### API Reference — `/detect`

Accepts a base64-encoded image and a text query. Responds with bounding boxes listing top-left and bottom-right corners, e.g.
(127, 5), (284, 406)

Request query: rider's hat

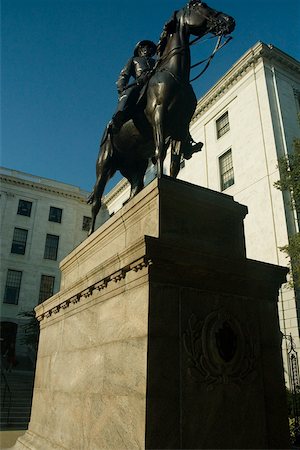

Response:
(134, 40), (157, 56)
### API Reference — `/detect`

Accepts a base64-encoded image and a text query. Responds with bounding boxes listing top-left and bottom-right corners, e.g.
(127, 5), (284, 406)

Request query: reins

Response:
(189, 34), (232, 82)
(155, 5), (233, 85)
(184, 4), (234, 82)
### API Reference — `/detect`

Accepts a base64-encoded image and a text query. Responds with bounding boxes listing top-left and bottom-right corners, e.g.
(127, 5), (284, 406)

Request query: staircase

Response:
(0, 369), (35, 431)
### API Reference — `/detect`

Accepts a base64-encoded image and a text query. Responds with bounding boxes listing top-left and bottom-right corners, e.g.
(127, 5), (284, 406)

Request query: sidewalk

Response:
(0, 430), (25, 449)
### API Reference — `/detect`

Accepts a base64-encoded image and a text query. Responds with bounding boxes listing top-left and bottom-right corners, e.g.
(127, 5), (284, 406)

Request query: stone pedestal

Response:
(14, 177), (290, 449)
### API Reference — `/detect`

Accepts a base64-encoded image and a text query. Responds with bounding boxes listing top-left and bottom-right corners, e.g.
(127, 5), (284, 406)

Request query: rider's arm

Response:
(116, 58), (134, 96)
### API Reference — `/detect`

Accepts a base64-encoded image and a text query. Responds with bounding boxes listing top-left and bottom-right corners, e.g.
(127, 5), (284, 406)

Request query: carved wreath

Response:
(183, 308), (257, 388)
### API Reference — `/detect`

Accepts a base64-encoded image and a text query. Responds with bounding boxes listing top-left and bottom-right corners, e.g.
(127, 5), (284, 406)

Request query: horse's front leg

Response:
(170, 140), (181, 178)
(153, 105), (167, 178)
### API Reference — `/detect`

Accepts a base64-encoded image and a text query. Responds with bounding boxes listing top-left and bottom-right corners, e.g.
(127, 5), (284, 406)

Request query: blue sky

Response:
(2, 0), (300, 194)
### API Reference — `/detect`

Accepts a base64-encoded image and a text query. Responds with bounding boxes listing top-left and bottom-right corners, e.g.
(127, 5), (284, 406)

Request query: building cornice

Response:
(193, 41), (300, 120)
(103, 177), (129, 204)
(0, 173), (88, 203)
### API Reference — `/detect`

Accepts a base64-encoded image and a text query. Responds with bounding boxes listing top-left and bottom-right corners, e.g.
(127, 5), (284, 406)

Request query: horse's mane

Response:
(156, 10), (178, 58)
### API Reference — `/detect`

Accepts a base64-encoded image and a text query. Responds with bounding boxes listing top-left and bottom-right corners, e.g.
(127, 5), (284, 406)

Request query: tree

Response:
(274, 128), (300, 289)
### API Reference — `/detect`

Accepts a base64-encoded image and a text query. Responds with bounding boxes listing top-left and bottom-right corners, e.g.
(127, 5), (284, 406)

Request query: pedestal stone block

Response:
(14, 177), (289, 449)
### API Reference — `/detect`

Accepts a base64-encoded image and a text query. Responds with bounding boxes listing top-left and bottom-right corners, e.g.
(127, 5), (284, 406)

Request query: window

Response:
(17, 200), (32, 217)
(39, 275), (55, 303)
(4, 270), (22, 305)
(216, 111), (230, 139)
(11, 228), (28, 255)
(49, 207), (62, 223)
(82, 216), (92, 232)
(44, 234), (59, 260)
(219, 149), (234, 191)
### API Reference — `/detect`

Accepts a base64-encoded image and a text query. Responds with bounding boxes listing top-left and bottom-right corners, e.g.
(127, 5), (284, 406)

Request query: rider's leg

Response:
(111, 86), (140, 131)
(182, 132), (203, 159)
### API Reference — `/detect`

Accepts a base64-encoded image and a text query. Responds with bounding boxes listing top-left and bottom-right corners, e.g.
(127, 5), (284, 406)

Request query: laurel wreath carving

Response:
(183, 308), (257, 389)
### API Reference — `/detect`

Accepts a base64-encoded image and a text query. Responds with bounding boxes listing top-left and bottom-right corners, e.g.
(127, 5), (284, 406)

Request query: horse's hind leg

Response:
(119, 158), (148, 204)
(129, 159), (148, 199)
(88, 147), (116, 236)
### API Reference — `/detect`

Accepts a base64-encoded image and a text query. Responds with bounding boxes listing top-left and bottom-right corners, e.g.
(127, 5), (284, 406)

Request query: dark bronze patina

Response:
(88, 0), (235, 235)
(111, 40), (157, 132)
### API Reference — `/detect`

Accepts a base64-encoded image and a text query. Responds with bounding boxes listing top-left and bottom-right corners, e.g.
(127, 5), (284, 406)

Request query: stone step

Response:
(2, 392), (33, 398)
(0, 371), (35, 431)
(1, 408), (31, 415)
(0, 422), (29, 431)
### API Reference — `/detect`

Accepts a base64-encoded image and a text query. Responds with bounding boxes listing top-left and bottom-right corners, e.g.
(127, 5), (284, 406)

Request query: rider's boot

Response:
(182, 139), (203, 160)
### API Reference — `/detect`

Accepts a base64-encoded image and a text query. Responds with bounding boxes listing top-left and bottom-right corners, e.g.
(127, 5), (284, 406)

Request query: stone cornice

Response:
(36, 254), (152, 322)
(193, 41), (300, 120)
(104, 177), (129, 204)
(0, 174), (88, 203)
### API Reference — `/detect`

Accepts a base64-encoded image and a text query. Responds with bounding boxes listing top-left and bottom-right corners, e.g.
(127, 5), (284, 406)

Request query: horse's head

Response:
(185, 0), (235, 37)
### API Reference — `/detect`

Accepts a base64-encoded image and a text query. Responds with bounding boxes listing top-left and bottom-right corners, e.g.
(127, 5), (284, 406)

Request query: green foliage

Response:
(289, 417), (300, 445)
(280, 233), (300, 289)
(286, 388), (300, 444)
(18, 309), (40, 349)
(274, 137), (300, 214)
(274, 125), (300, 289)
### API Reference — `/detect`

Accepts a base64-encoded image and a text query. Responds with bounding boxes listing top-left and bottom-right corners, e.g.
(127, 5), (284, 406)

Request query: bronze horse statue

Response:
(88, 0), (235, 235)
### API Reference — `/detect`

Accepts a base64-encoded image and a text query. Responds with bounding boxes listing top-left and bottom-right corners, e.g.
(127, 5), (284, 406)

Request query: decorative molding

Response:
(183, 308), (257, 388)
(104, 178), (129, 204)
(193, 42), (300, 120)
(36, 256), (152, 322)
(0, 174), (89, 203)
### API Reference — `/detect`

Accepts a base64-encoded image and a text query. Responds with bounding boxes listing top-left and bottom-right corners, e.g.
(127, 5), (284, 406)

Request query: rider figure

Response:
(111, 40), (157, 131)
(110, 38), (203, 159)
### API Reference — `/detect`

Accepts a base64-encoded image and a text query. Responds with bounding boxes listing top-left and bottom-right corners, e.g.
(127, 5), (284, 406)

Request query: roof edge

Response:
(193, 41), (300, 119)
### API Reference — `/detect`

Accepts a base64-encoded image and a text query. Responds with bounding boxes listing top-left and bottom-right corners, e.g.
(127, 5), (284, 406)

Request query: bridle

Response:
(154, 3), (234, 83)
(186, 3), (234, 82)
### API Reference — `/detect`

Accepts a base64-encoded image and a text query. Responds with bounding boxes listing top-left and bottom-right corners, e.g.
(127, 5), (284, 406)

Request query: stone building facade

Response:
(1, 41), (299, 380)
(101, 42), (300, 383)
(188, 42), (300, 364)
(0, 167), (108, 366)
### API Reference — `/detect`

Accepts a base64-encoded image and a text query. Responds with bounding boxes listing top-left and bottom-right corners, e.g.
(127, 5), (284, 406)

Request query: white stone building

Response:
(0, 167), (108, 366)
(100, 42), (300, 382)
(1, 41), (299, 379)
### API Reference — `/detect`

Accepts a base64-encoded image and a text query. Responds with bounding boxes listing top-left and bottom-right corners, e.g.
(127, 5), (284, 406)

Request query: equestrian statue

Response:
(88, 0), (235, 235)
